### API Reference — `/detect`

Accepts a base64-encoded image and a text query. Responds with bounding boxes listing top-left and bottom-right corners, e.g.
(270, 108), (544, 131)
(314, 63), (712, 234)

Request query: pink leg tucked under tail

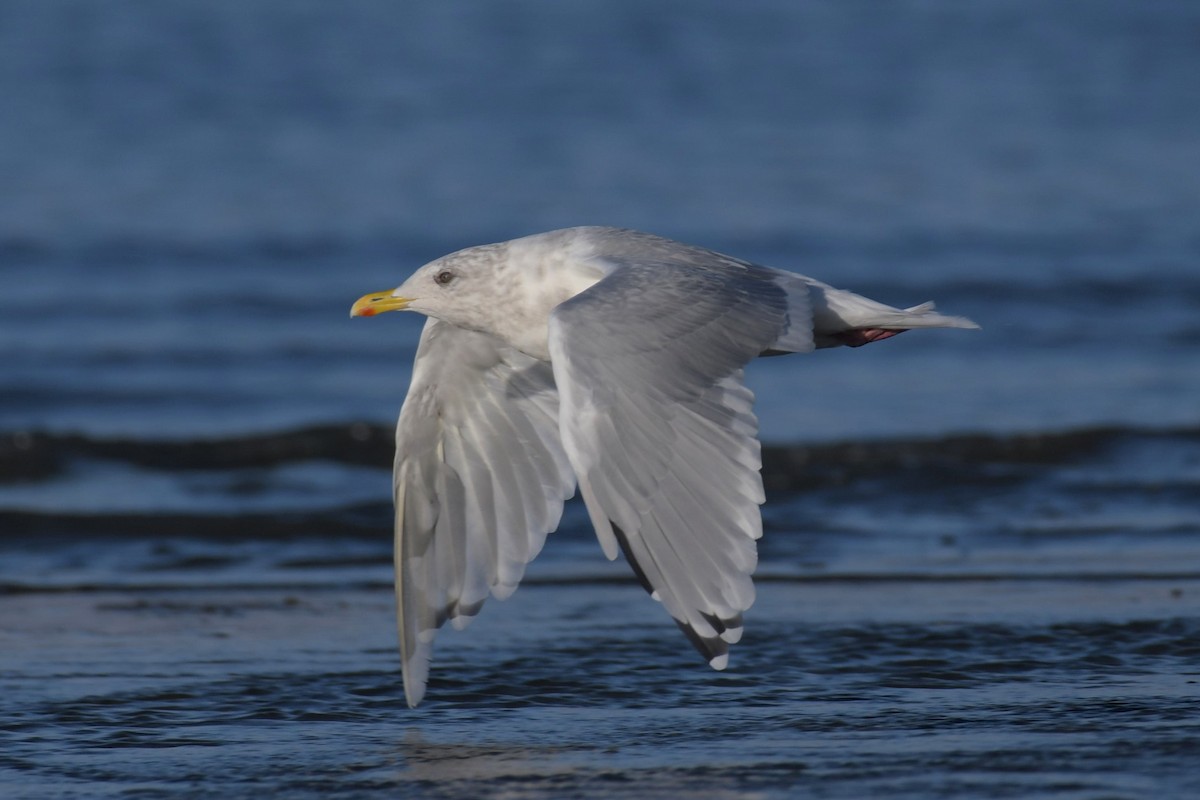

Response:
(833, 328), (907, 347)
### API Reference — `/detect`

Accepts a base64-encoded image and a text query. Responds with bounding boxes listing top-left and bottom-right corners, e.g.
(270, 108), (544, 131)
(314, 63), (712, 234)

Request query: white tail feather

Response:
(810, 284), (979, 334)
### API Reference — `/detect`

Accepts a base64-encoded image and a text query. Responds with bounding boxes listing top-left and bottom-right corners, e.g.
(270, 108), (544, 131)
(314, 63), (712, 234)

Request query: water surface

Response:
(3, 1), (1199, 797)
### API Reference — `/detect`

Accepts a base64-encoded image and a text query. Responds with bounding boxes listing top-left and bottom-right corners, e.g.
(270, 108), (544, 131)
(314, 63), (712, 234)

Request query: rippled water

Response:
(4, 426), (1199, 798)
(4, 586), (1199, 799)
(3, 1), (1200, 797)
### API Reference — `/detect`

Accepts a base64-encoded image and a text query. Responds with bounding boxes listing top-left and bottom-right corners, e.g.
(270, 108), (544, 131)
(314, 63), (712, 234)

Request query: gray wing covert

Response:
(547, 257), (801, 668)
(393, 318), (575, 706)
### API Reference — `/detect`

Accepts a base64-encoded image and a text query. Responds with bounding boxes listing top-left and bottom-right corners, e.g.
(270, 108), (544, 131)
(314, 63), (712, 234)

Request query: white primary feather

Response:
(391, 318), (575, 707)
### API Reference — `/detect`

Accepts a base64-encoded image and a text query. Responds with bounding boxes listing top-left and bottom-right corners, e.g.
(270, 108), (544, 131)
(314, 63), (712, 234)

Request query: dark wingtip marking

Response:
(612, 524), (737, 664)
(451, 598), (485, 619)
(674, 618), (729, 663)
(700, 610), (743, 637)
(612, 524), (657, 596)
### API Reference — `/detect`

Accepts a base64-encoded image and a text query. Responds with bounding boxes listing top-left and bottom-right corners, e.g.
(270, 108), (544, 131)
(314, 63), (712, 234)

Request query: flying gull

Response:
(351, 226), (977, 706)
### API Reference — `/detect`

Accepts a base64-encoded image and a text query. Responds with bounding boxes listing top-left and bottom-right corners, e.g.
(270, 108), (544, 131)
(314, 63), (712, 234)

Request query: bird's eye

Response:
(435, 270), (455, 286)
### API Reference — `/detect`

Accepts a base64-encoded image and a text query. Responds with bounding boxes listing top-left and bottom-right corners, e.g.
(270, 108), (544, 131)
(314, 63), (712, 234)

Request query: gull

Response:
(351, 226), (977, 706)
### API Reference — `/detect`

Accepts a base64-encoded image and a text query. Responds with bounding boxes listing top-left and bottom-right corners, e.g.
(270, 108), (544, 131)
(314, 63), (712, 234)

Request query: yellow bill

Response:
(350, 291), (411, 318)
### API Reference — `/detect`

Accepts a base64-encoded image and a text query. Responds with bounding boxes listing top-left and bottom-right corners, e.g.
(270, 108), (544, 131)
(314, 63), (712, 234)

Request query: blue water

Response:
(2, 2), (1199, 798)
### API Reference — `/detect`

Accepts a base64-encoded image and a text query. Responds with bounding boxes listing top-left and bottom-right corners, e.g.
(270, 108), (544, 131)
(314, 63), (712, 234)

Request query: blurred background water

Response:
(1, 2), (1198, 798)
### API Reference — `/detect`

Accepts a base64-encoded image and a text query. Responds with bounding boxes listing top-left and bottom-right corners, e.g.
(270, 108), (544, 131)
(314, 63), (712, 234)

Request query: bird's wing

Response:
(393, 318), (575, 706)
(547, 248), (806, 668)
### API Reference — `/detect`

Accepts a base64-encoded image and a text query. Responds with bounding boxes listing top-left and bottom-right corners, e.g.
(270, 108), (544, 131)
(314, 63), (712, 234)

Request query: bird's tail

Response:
(808, 283), (979, 349)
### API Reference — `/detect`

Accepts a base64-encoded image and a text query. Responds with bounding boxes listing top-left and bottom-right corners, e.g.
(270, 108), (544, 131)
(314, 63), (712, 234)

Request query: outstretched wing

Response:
(547, 249), (806, 668)
(393, 318), (575, 706)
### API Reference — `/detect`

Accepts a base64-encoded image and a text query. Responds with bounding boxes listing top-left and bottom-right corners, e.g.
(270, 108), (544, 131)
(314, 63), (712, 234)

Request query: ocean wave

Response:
(3, 421), (1196, 485)
(0, 423), (393, 482)
(3, 422), (1197, 563)
(5, 570), (1198, 597)
(0, 502), (388, 541)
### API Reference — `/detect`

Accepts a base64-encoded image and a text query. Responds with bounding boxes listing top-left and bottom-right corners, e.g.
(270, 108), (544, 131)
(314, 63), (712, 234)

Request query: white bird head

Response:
(350, 230), (606, 360)
(350, 242), (509, 324)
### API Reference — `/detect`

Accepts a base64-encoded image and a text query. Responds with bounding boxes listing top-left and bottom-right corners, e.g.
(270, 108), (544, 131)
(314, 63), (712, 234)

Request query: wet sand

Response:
(4, 577), (1198, 799)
